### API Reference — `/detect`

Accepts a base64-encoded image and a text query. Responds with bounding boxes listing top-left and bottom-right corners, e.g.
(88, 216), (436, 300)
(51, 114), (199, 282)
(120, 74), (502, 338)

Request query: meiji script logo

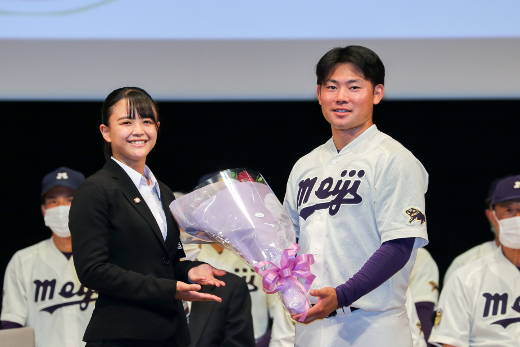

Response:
(0, 0), (117, 15)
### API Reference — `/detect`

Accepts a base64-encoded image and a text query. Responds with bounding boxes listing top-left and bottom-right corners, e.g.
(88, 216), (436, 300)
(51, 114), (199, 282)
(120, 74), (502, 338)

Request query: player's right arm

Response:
(1, 253), (28, 327)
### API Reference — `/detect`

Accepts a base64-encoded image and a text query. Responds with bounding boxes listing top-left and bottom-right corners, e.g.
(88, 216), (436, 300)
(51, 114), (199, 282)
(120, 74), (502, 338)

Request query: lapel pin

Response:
(134, 197), (141, 204)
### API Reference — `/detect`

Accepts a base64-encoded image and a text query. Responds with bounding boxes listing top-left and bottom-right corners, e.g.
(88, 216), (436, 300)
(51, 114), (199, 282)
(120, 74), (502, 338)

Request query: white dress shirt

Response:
(112, 157), (168, 240)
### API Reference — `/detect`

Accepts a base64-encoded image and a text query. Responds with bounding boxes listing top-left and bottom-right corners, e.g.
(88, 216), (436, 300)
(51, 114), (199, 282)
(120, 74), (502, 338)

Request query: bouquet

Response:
(169, 169), (315, 321)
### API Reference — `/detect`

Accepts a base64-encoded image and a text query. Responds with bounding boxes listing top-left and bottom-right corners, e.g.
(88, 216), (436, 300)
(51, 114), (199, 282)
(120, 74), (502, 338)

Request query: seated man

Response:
(180, 242), (255, 347)
(429, 175), (520, 347)
(1, 167), (97, 347)
(443, 177), (506, 284)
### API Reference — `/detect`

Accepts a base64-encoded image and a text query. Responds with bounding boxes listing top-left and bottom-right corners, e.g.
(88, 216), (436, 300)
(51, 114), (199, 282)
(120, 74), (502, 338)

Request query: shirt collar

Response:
(111, 157), (161, 198)
(327, 124), (379, 155)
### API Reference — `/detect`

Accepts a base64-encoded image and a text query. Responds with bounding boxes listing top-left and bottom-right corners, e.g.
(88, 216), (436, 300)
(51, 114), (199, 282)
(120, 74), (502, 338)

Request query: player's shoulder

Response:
(8, 238), (53, 265)
(288, 138), (334, 177)
(294, 138), (332, 164)
(371, 129), (421, 165)
(448, 248), (498, 286)
(415, 248), (438, 268)
(451, 240), (497, 268)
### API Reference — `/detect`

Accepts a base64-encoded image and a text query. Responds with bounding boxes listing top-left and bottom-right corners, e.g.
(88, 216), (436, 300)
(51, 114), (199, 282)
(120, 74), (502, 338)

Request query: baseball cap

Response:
(41, 167), (85, 197)
(491, 175), (520, 207)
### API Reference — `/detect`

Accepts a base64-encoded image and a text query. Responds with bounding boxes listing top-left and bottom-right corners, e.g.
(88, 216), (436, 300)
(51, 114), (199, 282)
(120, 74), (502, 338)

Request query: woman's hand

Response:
(175, 281), (223, 302)
(188, 264), (227, 287)
(291, 287), (338, 324)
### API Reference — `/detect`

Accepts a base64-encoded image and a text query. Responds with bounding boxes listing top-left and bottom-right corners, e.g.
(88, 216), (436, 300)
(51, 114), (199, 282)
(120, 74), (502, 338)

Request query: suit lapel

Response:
(103, 160), (168, 253)
(189, 285), (216, 347)
(160, 183), (178, 252)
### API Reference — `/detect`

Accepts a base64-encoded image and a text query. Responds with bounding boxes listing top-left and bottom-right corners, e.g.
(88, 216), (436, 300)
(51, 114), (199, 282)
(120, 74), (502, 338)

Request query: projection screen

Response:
(1, 0), (519, 100)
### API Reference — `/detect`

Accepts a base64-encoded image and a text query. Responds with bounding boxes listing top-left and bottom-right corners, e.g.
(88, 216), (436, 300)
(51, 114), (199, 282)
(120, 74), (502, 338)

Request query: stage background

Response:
(1, 98), (519, 316)
(2, 0), (520, 322)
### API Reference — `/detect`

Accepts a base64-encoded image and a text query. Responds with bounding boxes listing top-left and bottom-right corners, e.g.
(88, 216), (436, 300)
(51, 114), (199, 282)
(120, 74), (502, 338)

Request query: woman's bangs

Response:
(126, 93), (157, 122)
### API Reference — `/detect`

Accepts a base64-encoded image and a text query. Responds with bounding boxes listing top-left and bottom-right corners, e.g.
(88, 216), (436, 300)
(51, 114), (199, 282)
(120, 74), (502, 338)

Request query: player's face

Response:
(100, 99), (159, 166)
(317, 63), (384, 133)
(41, 185), (75, 215)
(495, 200), (520, 220)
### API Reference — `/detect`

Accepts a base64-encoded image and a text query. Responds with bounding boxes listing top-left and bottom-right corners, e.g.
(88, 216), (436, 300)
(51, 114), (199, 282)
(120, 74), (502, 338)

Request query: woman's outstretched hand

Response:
(188, 263), (227, 287)
(175, 281), (222, 302)
(176, 264), (226, 302)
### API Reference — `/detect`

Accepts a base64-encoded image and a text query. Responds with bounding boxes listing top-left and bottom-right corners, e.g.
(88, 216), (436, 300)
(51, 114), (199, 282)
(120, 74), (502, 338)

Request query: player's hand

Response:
(188, 264), (226, 287)
(175, 281), (222, 302)
(291, 287), (338, 324)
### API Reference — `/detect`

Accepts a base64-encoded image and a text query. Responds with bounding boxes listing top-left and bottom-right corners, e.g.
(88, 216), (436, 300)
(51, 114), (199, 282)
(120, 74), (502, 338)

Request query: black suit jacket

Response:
(188, 273), (255, 347)
(69, 159), (203, 346)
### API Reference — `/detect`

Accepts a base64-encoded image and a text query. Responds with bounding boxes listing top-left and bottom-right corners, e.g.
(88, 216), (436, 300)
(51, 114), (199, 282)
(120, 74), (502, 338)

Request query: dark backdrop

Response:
(1, 99), (519, 314)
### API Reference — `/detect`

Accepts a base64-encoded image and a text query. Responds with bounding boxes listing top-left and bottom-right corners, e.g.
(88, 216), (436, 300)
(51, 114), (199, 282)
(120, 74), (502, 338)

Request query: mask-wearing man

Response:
(443, 177), (510, 285)
(1, 167), (97, 347)
(429, 175), (520, 347)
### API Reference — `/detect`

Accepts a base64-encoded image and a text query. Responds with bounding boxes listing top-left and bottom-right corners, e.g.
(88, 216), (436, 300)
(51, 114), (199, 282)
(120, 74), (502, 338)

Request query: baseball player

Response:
(1, 167), (97, 347)
(429, 175), (520, 347)
(409, 248), (440, 345)
(407, 289), (428, 347)
(443, 177), (506, 284)
(284, 45), (428, 347)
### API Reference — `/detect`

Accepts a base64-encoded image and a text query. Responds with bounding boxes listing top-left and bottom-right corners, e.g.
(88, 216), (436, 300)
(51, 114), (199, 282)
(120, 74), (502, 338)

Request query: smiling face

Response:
(99, 98), (159, 168)
(317, 63), (384, 135)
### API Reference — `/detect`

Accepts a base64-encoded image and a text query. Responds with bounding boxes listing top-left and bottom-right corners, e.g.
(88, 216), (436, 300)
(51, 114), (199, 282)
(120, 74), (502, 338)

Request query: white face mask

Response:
(497, 216), (520, 249)
(44, 205), (71, 238)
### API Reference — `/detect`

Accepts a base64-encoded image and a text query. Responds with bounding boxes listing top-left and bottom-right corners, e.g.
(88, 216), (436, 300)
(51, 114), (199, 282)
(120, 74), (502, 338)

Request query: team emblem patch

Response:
(416, 321), (423, 335)
(56, 172), (68, 180)
(429, 280), (439, 293)
(404, 207), (426, 226)
(434, 309), (443, 327)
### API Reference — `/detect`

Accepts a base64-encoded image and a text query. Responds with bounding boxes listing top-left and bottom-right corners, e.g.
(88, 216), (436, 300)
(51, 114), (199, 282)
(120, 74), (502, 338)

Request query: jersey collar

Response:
(328, 124), (379, 155)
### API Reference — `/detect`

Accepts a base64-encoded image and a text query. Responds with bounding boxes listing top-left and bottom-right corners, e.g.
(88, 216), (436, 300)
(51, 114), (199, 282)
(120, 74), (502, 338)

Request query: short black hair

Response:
(101, 87), (159, 160)
(316, 46), (385, 88)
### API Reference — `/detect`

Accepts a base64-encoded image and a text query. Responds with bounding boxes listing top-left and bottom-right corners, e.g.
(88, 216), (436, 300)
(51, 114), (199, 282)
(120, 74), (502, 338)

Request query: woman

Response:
(69, 87), (225, 347)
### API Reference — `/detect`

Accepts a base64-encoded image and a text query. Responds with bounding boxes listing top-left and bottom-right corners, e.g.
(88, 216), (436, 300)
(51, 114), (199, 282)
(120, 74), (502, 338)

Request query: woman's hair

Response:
(316, 45), (385, 88)
(101, 87), (159, 159)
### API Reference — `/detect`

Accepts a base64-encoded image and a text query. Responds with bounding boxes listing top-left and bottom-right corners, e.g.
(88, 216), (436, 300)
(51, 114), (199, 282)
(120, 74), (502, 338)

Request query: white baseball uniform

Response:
(407, 289), (428, 347)
(284, 125), (429, 347)
(197, 245), (295, 347)
(410, 248), (439, 305)
(429, 247), (520, 347)
(1, 238), (97, 347)
(443, 240), (497, 285)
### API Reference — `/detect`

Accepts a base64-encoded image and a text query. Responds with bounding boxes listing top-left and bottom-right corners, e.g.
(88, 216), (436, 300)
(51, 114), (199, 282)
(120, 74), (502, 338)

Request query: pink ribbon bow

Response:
(254, 242), (315, 322)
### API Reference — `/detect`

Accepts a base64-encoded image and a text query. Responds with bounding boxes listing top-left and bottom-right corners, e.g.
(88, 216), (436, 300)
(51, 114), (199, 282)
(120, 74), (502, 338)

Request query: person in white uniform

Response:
(283, 45), (429, 347)
(429, 175), (520, 347)
(443, 177), (506, 284)
(197, 244), (296, 347)
(1, 167), (97, 347)
(406, 290), (428, 347)
(409, 248), (439, 345)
